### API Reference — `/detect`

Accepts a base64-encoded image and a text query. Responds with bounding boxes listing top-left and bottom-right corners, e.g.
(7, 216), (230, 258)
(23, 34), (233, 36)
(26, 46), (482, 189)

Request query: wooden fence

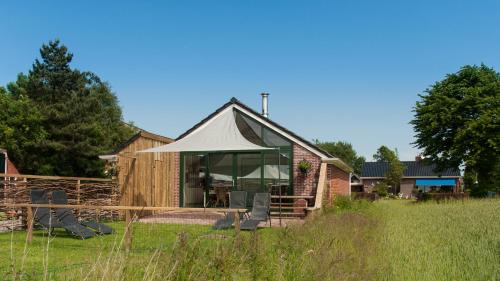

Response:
(115, 138), (177, 208)
(0, 173), (120, 221)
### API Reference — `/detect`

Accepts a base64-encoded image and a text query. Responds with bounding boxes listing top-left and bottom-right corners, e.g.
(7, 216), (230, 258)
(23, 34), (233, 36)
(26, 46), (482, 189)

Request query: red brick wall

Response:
(173, 152), (180, 207)
(362, 178), (383, 193)
(6, 157), (19, 174)
(329, 165), (350, 197)
(293, 144), (321, 196)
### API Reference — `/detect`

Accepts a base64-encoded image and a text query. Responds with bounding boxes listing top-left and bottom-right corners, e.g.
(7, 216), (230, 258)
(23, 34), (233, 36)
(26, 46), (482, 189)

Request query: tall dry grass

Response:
(375, 199), (500, 281)
(1, 198), (498, 281)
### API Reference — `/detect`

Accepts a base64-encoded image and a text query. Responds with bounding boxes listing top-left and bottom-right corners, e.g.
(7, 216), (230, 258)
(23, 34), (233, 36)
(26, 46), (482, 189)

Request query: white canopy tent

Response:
(138, 106), (284, 200)
(138, 107), (274, 153)
(243, 165), (289, 180)
(137, 105), (297, 223)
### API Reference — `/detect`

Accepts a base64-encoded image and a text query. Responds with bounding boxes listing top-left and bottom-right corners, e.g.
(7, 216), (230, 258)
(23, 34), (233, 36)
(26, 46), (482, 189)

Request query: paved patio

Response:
(138, 210), (304, 227)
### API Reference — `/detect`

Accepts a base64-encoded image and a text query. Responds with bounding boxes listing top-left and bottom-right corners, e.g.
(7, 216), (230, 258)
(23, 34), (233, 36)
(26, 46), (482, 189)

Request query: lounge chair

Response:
(30, 189), (96, 239)
(240, 193), (271, 231)
(212, 191), (247, 230)
(52, 190), (114, 235)
(30, 189), (63, 229)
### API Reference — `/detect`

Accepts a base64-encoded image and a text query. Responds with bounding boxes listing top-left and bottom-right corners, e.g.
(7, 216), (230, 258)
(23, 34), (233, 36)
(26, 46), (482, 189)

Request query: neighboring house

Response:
(99, 129), (175, 207)
(0, 149), (20, 175)
(360, 158), (461, 196)
(105, 96), (353, 209)
(350, 174), (363, 192)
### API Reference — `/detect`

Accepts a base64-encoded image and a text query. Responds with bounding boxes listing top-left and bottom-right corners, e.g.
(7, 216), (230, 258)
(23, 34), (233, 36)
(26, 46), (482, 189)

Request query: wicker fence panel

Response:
(0, 174), (120, 222)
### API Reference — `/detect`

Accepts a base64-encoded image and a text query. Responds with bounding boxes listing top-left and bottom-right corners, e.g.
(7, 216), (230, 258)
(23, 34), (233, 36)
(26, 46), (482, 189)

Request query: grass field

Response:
(0, 198), (498, 280)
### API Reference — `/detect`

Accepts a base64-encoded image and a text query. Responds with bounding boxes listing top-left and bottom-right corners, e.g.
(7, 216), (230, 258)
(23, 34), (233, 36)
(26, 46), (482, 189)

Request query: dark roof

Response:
(109, 128), (173, 154)
(176, 97), (334, 158)
(361, 161), (461, 178)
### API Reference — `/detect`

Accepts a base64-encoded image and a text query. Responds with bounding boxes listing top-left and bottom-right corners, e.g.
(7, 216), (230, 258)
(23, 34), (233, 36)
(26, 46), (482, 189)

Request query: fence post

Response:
(125, 209), (132, 252)
(96, 208), (101, 222)
(234, 211), (240, 235)
(76, 179), (81, 219)
(234, 211), (241, 248)
(26, 206), (33, 243)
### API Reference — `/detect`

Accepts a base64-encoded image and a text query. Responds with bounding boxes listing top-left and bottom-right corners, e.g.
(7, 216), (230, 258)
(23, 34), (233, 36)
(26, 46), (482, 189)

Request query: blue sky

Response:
(1, 1), (499, 160)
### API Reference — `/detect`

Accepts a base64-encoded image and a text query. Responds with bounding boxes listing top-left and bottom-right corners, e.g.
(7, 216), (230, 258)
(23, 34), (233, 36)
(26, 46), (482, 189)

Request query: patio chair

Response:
(240, 193), (271, 231)
(214, 186), (229, 207)
(30, 189), (96, 239)
(52, 190), (114, 235)
(30, 189), (63, 229)
(212, 191), (247, 230)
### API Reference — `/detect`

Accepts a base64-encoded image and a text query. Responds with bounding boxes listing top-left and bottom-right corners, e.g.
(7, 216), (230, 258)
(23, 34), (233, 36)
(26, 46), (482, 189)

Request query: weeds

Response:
(1, 199), (498, 280)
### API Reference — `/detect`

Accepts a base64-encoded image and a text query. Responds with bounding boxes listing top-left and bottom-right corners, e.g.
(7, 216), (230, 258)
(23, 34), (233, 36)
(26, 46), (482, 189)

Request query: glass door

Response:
(263, 150), (291, 196)
(236, 153), (264, 206)
(208, 153), (234, 207)
(182, 153), (207, 207)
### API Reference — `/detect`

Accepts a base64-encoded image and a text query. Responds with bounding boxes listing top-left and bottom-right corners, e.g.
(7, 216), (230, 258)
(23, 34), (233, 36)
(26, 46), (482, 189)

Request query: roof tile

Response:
(361, 161), (460, 178)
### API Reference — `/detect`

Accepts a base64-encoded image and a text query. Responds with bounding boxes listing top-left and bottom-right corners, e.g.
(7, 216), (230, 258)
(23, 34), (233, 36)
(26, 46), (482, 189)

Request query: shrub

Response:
(333, 195), (353, 210)
(327, 195), (372, 213)
(373, 182), (389, 197)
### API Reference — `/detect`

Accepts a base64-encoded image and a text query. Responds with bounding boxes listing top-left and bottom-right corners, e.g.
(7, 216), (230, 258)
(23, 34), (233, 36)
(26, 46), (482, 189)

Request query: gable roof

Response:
(176, 97), (334, 159)
(110, 128), (173, 154)
(361, 161), (461, 178)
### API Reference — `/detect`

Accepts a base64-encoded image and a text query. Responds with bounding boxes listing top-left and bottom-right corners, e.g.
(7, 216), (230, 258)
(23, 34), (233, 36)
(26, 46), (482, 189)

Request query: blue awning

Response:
(415, 179), (456, 186)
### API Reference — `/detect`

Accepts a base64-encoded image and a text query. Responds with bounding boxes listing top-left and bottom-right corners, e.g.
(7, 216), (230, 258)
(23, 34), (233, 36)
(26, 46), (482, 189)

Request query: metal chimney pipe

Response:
(261, 93), (269, 118)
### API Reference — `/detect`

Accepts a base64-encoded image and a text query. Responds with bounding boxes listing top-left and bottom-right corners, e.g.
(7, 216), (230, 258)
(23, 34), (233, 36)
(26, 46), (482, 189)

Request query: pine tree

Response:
(6, 40), (134, 176)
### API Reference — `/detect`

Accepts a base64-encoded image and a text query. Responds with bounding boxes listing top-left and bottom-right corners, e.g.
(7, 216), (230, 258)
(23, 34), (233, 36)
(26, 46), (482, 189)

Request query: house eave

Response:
(322, 158), (353, 173)
(98, 154), (118, 161)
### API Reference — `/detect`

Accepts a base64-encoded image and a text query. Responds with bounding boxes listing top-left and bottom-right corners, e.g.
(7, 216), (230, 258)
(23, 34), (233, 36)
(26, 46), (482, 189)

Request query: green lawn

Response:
(1, 199), (498, 281)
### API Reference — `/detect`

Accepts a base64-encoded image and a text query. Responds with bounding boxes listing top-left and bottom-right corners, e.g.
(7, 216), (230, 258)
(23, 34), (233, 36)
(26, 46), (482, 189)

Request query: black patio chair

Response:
(240, 193), (271, 231)
(30, 189), (63, 229)
(52, 190), (114, 235)
(30, 189), (96, 239)
(212, 191), (248, 230)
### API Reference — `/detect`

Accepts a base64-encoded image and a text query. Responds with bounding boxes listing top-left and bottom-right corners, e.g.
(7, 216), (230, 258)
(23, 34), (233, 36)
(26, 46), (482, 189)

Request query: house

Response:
(0, 149), (20, 175)
(350, 174), (363, 192)
(99, 129), (176, 207)
(107, 95), (353, 210)
(360, 158), (461, 196)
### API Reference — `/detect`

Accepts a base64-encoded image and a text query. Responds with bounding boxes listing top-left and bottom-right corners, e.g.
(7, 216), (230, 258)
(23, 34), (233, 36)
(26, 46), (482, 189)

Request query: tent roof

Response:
(176, 97), (334, 159)
(139, 107), (273, 153)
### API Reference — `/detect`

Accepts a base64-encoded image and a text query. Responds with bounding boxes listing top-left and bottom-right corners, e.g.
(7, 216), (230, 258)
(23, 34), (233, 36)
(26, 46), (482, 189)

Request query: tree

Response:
(411, 64), (500, 195)
(315, 140), (365, 174)
(5, 40), (134, 176)
(373, 145), (405, 193)
(0, 87), (47, 172)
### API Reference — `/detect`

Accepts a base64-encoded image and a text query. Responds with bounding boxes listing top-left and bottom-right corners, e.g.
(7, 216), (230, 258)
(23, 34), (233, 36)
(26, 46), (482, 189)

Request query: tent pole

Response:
(278, 147), (282, 227)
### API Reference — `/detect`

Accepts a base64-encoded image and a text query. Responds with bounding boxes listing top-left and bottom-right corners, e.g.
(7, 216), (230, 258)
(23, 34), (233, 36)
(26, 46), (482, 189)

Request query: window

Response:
(234, 110), (291, 148)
